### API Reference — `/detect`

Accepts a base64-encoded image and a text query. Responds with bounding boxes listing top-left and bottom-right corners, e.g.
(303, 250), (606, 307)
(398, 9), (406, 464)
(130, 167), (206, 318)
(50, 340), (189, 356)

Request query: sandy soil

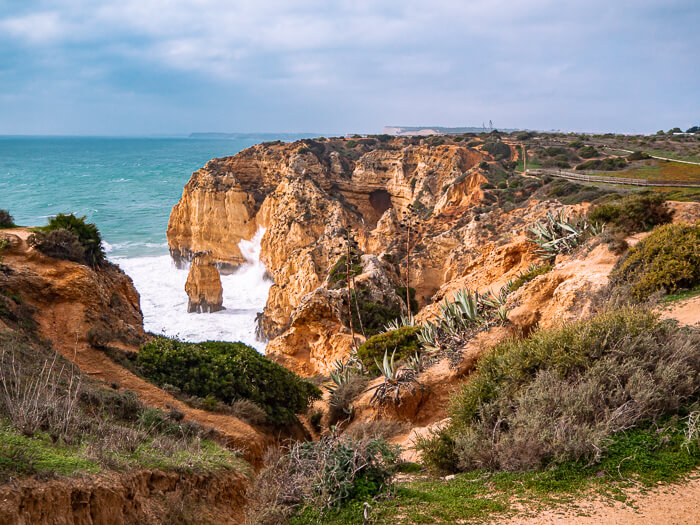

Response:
(498, 474), (700, 525)
(661, 295), (700, 326)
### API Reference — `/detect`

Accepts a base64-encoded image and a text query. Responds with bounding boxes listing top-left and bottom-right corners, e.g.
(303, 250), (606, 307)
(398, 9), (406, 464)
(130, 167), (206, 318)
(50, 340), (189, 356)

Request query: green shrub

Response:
(510, 263), (552, 291)
(27, 229), (85, 263)
(578, 145), (599, 158)
(417, 308), (700, 473)
(0, 210), (15, 228)
(39, 214), (105, 266)
(357, 326), (421, 374)
(328, 253), (362, 288)
(482, 141), (511, 161)
(627, 151), (651, 161)
(396, 286), (418, 315)
(350, 288), (402, 337)
(587, 192), (673, 234)
(137, 338), (321, 425)
(575, 157), (627, 171)
(611, 223), (700, 300)
(544, 146), (568, 157)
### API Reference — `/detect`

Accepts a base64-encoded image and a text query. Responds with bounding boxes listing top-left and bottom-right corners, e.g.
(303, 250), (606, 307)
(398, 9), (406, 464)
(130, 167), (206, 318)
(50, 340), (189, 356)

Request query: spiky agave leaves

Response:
(374, 349), (399, 381)
(368, 349), (419, 406)
(323, 359), (353, 395)
(529, 210), (604, 260)
(383, 314), (417, 333)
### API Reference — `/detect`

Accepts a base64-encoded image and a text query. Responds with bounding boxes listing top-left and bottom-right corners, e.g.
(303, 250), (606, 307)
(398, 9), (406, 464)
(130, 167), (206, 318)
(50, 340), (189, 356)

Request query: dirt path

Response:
(498, 474), (700, 525)
(661, 295), (700, 326)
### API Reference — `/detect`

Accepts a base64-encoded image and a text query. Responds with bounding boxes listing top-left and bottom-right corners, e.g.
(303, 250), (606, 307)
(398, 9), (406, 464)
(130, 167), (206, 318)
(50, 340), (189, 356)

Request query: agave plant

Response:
(323, 359), (353, 395)
(405, 351), (423, 373)
(368, 349), (419, 406)
(374, 349), (399, 381)
(529, 210), (603, 260)
(383, 314), (416, 333)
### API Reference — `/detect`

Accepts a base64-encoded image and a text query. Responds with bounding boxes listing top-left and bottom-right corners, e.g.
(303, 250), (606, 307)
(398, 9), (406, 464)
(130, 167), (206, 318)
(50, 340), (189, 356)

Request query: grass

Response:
(661, 286), (700, 304)
(644, 149), (700, 164)
(0, 422), (100, 479)
(611, 160), (700, 183)
(307, 417), (700, 524)
(0, 418), (246, 481)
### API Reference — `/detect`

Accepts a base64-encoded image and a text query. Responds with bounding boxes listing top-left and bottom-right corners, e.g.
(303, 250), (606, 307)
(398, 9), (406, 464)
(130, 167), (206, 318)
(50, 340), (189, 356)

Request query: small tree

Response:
(0, 209), (14, 228)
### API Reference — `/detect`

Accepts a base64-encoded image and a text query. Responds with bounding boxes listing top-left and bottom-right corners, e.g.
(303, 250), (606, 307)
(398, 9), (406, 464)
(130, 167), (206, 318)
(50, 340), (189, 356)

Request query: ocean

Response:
(0, 135), (302, 350)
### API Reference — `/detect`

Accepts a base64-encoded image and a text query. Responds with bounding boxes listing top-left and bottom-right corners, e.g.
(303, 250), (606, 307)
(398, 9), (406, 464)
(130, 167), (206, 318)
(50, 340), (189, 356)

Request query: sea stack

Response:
(185, 253), (224, 313)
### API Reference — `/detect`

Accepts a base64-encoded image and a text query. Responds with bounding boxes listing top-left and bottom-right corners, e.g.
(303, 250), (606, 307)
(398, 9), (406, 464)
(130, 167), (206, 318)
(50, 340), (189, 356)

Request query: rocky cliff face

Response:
(167, 137), (498, 374)
(185, 253), (224, 313)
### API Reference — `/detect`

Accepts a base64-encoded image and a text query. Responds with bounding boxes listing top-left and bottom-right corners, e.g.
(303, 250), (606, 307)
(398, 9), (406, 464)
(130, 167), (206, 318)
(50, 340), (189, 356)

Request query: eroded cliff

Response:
(167, 137), (498, 374)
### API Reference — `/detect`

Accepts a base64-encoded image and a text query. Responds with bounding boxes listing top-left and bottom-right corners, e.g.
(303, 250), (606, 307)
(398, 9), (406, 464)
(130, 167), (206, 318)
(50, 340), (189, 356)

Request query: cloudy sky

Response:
(0, 0), (697, 135)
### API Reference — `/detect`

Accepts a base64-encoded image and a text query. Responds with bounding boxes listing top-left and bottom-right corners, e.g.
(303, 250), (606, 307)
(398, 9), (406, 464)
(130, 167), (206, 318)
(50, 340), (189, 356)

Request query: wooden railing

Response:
(526, 169), (700, 188)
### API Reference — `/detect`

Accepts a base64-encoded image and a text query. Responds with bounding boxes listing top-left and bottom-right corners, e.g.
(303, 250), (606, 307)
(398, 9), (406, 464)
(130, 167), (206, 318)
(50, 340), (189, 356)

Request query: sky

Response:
(0, 0), (698, 136)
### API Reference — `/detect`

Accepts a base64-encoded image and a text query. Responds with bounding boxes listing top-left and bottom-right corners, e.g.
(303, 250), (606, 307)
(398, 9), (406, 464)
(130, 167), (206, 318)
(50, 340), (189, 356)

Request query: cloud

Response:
(0, 0), (697, 134)
(0, 11), (67, 44)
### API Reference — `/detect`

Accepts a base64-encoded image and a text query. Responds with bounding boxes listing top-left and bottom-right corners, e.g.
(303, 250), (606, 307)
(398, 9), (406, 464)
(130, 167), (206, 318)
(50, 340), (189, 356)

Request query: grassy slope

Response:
(303, 416), (699, 524)
(614, 160), (700, 183)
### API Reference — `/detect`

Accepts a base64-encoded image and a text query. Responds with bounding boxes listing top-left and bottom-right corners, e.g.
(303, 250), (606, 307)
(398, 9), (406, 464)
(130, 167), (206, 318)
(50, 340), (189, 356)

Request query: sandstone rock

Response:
(185, 253), (224, 313)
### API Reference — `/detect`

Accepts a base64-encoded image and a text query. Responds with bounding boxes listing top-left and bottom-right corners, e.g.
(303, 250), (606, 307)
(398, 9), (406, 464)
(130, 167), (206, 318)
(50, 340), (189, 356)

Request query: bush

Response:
(327, 374), (369, 427)
(350, 288), (403, 337)
(418, 308), (700, 473)
(38, 214), (105, 266)
(575, 157), (627, 171)
(27, 229), (86, 263)
(230, 399), (268, 426)
(587, 193), (673, 234)
(245, 436), (399, 522)
(578, 145), (599, 158)
(611, 223), (700, 300)
(357, 327), (421, 374)
(482, 141), (511, 161)
(510, 263), (552, 291)
(137, 338), (321, 425)
(627, 151), (651, 161)
(0, 210), (15, 228)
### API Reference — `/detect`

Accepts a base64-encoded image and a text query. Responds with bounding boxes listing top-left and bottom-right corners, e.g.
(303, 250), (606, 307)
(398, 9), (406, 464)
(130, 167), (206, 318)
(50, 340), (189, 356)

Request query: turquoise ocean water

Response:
(0, 135), (304, 348)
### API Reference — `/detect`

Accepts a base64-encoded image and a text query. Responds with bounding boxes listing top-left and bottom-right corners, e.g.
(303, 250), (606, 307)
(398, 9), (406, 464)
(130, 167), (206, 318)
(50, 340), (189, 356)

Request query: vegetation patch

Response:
(0, 210), (15, 228)
(137, 338), (321, 425)
(510, 263), (552, 291)
(0, 331), (245, 481)
(245, 435), (399, 524)
(357, 326), (421, 375)
(611, 223), (700, 300)
(576, 157), (627, 171)
(417, 308), (699, 473)
(29, 213), (105, 266)
(587, 192), (673, 234)
(481, 141), (511, 161)
(349, 288), (403, 337)
(314, 416), (700, 524)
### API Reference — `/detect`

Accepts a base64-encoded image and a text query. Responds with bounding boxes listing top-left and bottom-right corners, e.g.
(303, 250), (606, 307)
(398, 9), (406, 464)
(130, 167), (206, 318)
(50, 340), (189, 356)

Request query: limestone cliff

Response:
(168, 137), (494, 374)
(185, 253), (224, 313)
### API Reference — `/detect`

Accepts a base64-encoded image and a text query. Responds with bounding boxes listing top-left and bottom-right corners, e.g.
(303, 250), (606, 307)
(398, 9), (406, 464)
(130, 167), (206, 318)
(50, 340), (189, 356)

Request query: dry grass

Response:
(419, 308), (700, 473)
(245, 435), (399, 524)
(0, 346), (82, 442)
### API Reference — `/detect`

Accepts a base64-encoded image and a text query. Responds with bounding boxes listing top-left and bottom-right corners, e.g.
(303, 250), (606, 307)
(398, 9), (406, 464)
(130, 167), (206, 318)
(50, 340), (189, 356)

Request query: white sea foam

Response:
(114, 227), (271, 352)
